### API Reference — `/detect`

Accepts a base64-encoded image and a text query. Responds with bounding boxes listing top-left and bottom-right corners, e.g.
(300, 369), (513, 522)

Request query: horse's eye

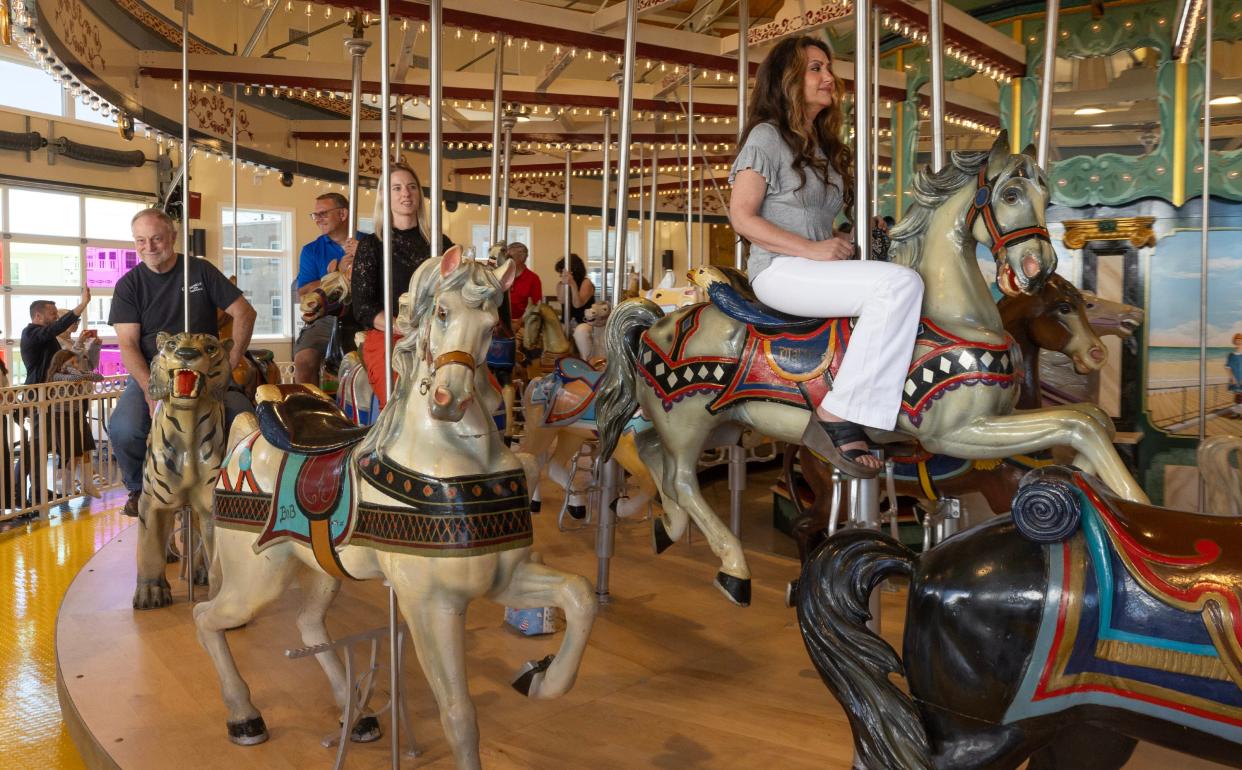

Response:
(1002, 189), (1020, 205)
(436, 306), (448, 321)
(1057, 303), (1073, 314)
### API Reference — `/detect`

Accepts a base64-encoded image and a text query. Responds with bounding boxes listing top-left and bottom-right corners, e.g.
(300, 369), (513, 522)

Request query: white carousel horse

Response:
(596, 133), (1147, 605)
(194, 247), (597, 770)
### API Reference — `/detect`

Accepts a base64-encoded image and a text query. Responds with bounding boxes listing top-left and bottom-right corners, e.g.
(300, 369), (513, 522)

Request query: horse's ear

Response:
(986, 130), (1010, 179)
(493, 259), (517, 292)
(440, 245), (462, 278)
(1021, 143), (1037, 161)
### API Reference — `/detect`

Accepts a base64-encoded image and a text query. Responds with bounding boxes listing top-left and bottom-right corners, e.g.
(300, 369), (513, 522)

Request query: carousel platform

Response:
(54, 487), (1226, 769)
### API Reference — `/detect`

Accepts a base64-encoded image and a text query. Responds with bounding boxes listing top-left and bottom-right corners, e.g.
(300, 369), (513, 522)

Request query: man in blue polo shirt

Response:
(295, 192), (359, 383)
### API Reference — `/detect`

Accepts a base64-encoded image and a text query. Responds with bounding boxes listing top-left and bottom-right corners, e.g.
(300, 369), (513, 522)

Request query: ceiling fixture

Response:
(1073, 107), (1106, 116)
(1209, 95), (1241, 106)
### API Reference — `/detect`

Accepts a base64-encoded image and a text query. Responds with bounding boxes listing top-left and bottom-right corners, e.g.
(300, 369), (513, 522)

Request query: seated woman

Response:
(727, 35), (924, 478)
(351, 162), (453, 408)
(555, 253), (598, 360)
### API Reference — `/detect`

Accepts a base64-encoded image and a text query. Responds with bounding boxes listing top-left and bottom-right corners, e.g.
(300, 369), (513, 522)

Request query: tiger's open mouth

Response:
(171, 369), (203, 398)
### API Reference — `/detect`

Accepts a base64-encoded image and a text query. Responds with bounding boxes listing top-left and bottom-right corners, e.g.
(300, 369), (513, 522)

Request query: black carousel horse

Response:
(796, 465), (1242, 769)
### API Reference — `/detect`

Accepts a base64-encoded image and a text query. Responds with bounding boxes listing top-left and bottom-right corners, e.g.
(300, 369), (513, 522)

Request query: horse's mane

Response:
(888, 149), (990, 268)
(391, 256), (504, 379)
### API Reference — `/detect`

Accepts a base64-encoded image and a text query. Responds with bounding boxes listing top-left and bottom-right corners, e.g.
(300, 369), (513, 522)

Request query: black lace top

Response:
(351, 226), (454, 329)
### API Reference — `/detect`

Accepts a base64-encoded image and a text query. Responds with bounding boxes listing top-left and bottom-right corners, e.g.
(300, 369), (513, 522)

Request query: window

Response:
(8, 189), (81, 238)
(470, 224), (532, 261)
(221, 207), (293, 338)
(0, 57), (65, 117)
(586, 228), (641, 292)
(0, 183), (154, 378)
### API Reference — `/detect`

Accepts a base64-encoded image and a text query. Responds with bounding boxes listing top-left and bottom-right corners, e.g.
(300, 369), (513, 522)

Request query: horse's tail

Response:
(597, 298), (663, 461)
(796, 530), (935, 770)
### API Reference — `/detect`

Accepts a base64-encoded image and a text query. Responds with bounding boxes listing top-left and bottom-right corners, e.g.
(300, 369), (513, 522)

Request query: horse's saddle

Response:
(248, 349), (275, 365)
(1020, 468), (1242, 689)
(488, 336), (516, 371)
(256, 384), (370, 455)
(537, 356), (604, 426)
(701, 266), (828, 334)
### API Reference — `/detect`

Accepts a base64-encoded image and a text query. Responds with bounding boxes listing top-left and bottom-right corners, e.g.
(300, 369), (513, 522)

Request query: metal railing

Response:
(0, 362), (299, 523)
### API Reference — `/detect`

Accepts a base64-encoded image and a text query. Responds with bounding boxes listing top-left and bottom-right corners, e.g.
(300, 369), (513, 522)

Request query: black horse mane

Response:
(796, 530), (936, 770)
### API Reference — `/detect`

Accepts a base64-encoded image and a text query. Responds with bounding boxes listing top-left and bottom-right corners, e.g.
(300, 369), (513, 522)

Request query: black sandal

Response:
(800, 418), (881, 479)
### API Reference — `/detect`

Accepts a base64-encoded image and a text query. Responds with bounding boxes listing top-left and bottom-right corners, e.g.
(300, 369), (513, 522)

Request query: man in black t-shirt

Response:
(108, 208), (258, 518)
(21, 292), (91, 384)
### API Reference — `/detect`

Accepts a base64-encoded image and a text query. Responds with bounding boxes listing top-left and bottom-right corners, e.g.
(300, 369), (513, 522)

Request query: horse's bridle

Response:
(417, 310), (478, 395)
(966, 166), (1052, 258)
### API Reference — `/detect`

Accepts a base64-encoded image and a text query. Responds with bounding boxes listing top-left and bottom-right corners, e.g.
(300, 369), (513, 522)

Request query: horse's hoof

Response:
(349, 715), (382, 743)
(165, 551), (181, 564)
(567, 504), (587, 520)
(227, 716), (269, 745)
(194, 569), (210, 587)
(715, 572), (751, 607)
(530, 499), (542, 514)
(652, 517), (675, 555)
(511, 654), (555, 697)
(785, 580), (798, 609)
(132, 580), (172, 610)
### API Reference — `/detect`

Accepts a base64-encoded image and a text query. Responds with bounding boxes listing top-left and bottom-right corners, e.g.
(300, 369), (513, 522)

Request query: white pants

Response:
(752, 257), (923, 430)
(573, 323), (597, 361)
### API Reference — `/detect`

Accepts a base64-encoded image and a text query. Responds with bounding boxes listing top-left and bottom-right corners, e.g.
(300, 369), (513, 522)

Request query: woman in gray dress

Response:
(728, 35), (923, 478)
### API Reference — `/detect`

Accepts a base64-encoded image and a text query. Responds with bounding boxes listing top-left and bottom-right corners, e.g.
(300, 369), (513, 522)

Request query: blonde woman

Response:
(351, 162), (453, 407)
(728, 36), (923, 478)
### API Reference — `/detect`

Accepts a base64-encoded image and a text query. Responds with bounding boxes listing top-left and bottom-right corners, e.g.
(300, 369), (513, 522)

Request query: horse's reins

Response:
(966, 166), (1052, 258)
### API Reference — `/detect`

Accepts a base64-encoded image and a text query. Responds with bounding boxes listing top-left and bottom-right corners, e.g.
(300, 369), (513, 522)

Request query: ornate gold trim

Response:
(1061, 217), (1157, 250)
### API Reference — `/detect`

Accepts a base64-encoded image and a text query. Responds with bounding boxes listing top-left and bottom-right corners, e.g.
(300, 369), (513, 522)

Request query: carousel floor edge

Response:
(51, 490), (1232, 770)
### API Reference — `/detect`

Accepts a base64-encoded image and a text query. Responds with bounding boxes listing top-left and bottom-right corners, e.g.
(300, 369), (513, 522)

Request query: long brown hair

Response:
(739, 36), (854, 217)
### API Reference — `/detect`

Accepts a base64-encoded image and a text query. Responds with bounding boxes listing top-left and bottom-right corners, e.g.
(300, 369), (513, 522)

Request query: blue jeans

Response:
(110, 376), (255, 493)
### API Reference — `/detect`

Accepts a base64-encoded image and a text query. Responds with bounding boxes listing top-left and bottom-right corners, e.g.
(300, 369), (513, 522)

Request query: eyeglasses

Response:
(309, 207), (345, 221)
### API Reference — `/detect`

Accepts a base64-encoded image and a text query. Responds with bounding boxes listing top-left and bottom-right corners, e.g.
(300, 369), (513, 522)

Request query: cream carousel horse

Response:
(596, 133), (1148, 605)
(194, 248), (597, 769)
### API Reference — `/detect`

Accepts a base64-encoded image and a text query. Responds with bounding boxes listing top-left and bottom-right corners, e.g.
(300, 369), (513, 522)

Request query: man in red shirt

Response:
(506, 242), (543, 323)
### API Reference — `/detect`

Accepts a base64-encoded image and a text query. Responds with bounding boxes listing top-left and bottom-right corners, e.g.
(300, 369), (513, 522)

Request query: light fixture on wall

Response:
(1073, 107), (1106, 116)
(1209, 95), (1241, 106)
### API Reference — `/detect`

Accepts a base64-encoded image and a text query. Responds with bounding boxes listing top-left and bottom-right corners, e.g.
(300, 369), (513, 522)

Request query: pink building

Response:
(86, 247), (139, 288)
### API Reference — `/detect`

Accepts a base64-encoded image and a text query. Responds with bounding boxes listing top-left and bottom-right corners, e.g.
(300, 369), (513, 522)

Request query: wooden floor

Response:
(56, 472), (1228, 769)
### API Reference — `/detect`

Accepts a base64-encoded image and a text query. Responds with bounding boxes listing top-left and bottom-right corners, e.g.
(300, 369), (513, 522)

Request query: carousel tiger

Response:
(133, 332), (234, 609)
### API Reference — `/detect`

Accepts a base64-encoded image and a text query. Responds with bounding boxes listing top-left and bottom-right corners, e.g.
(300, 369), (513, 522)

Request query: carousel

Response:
(1, 0), (1240, 767)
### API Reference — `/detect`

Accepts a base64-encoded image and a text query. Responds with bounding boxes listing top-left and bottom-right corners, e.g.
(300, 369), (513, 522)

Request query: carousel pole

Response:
(647, 135), (659, 284)
(345, 23), (370, 236)
(596, 0), (638, 604)
(636, 142), (644, 290)
(686, 66), (694, 267)
(428, 0), (443, 245)
(394, 97), (404, 162)
(599, 110), (612, 299)
(735, 0), (747, 270)
(697, 166), (705, 267)
(377, 0), (398, 761)
(500, 111), (516, 241)
(872, 8), (880, 204)
(488, 36), (505, 245)
(179, 0), (193, 603)
(928, 0), (946, 171)
(848, 0), (883, 642)
(1197, 0), (1213, 511)
(1036, 0), (1060, 168)
(563, 151), (573, 336)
